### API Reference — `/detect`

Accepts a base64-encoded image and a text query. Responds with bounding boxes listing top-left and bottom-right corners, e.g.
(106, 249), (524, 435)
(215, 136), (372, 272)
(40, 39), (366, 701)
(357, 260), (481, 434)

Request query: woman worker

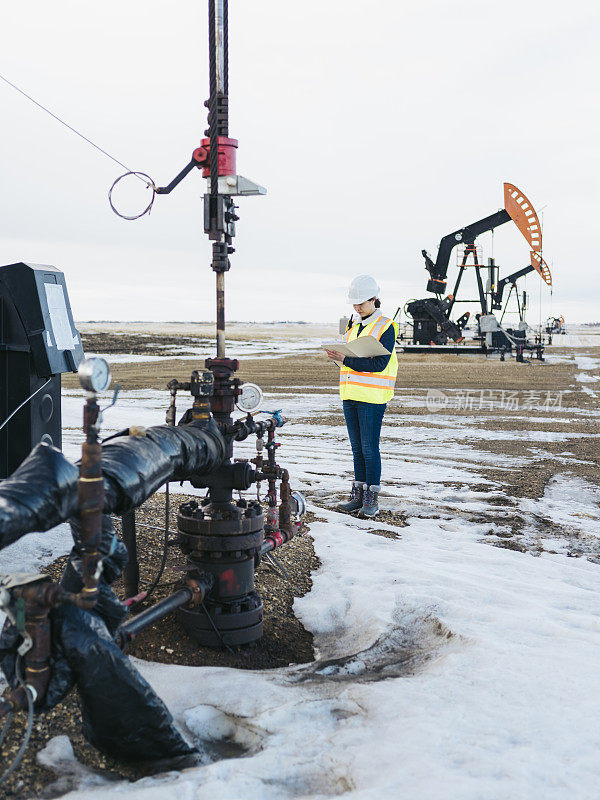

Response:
(324, 275), (398, 518)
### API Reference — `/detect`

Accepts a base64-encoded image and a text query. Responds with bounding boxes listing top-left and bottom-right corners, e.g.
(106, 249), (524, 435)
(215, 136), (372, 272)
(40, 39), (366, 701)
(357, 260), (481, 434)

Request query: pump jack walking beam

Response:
(491, 264), (535, 310)
(406, 183), (552, 347)
(423, 183), (550, 296)
(423, 209), (510, 295)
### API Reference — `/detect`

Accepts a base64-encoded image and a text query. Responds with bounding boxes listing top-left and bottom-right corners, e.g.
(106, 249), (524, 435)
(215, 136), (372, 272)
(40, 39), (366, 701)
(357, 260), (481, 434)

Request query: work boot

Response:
(359, 485), (380, 518)
(338, 481), (365, 512)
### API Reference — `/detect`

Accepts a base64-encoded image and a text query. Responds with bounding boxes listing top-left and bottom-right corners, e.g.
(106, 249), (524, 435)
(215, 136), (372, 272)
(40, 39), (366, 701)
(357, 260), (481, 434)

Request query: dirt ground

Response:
(2, 327), (599, 798)
(63, 332), (599, 499)
(64, 333), (580, 395)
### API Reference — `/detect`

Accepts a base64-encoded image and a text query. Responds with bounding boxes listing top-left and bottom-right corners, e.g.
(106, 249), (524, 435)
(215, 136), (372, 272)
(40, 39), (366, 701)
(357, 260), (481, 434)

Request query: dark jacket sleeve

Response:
(342, 324), (396, 373)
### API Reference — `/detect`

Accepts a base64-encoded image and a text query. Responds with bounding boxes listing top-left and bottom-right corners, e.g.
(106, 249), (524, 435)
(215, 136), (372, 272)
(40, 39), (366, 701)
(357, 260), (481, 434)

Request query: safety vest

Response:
(339, 315), (398, 403)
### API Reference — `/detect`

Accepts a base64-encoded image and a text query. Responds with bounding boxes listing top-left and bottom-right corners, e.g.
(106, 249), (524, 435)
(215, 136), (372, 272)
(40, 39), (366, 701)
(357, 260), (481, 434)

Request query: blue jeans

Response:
(342, 399), (386, 487)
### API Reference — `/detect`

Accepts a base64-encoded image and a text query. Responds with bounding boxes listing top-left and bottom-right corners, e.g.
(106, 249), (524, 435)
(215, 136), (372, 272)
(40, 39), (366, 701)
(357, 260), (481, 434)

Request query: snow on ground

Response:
(85, 338), (323, 365)
(572, 355), (600, 399)
(0, 523), (73, 577)
(574, 356), (600, 371)
(61, 384), (596, 520)
(57, 510), (600, 800)
(521, 475), (600, 539)
(547, 332), (600, 348)
(4, 345), (600, 798)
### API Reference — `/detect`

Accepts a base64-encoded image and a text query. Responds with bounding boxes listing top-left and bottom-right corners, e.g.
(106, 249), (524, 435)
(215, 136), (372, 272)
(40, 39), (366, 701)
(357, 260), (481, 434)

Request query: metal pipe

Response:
(216, 271), (226, 356)
(121, 510), (139, 598)
(278, 469), (292, 537)
(116, 574), (214, 647)
(259, 530), (292, 557)
(0, 421), (227, 551)
(116, 588), (192, 647)
(78, 395), (104, 607)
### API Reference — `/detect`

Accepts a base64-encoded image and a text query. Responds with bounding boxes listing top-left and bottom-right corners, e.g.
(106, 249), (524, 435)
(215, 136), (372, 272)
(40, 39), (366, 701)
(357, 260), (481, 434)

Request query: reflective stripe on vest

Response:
(339, 316), (398, 403)
(340, 373), (396, 389)
(368, 315), (390, 341)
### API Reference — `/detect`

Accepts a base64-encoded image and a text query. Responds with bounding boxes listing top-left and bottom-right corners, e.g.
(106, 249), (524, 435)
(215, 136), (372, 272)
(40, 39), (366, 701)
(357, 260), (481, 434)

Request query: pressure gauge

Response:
(290, 491), (307, 518)
(77, 357), (112, 393)
(237, 382), (263, 413)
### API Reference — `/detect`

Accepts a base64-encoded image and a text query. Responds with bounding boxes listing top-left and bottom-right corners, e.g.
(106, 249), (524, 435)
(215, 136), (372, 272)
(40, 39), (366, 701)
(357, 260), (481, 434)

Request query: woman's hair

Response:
(374, 298), (381, 308)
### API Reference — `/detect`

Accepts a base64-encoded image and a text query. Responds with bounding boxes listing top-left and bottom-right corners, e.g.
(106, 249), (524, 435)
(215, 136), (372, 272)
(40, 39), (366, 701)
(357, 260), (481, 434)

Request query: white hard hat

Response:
(347, 275), (380, 304)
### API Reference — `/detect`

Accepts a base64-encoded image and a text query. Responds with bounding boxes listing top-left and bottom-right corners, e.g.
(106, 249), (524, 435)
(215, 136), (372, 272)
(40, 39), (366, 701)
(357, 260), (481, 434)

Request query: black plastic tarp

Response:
(0, 419), (227, 760)
(0, 514), (195, 761)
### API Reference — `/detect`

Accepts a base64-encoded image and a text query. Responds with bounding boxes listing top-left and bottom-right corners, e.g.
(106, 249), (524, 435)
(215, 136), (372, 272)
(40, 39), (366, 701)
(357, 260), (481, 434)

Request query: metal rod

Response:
(516, 286), (523, 320)
(116, 588), (193, 647)
(216, 270), (226, 356)
(474, 266), (488, 315)
(223, 0), (229, 95)
(111, 516), (178, 536)
(449, 299), (488, 303)
(155, 159), (196, 194)
(78, 396), (104, 606)
(499, 283), (514, 325)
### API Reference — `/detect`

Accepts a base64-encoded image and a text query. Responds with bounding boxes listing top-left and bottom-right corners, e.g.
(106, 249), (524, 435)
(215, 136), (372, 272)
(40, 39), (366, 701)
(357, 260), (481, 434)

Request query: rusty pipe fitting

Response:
(0, 584), (56, 714)
(77, 396), (105, 607)
(278, 469), (292, 540)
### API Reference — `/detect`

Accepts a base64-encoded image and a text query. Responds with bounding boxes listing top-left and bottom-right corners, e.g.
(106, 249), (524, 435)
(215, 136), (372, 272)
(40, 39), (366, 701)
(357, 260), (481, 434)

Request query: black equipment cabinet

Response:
(0, 263), (85, 479)
(491, 327), (525, 351)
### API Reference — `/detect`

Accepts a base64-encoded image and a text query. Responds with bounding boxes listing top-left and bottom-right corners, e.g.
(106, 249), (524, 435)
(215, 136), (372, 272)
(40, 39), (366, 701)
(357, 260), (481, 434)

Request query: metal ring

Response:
(108, 171), (156, 220)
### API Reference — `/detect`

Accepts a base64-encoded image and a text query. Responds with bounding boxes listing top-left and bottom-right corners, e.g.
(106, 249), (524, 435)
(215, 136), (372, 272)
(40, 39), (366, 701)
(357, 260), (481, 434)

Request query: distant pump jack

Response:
(401, 182), (552, 360)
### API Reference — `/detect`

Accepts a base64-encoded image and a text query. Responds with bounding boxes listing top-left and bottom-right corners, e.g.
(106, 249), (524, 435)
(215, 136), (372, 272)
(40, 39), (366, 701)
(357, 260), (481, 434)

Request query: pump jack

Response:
(404, 183), (552, 351)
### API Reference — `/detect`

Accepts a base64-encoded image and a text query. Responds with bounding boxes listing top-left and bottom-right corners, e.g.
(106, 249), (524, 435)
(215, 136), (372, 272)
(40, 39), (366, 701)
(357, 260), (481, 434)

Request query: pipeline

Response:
(259, 531), (292, 557)
(0, 419), (226, 551)
(229, 412), (286, 442)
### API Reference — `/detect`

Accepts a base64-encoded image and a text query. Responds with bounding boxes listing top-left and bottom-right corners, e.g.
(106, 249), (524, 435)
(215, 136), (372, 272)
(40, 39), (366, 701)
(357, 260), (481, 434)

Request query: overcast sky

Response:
(1, 1), (598, 325)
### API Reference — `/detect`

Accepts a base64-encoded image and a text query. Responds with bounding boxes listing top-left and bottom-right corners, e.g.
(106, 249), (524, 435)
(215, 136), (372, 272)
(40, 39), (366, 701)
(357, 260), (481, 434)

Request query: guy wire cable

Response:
(136, 483), (171, 605)
(0, 657), (34, 785)
(0, 713), (13, 756)
(0, 73), (148, 184)
(200, 599), (235, 654)
(0, 378), (52, 433)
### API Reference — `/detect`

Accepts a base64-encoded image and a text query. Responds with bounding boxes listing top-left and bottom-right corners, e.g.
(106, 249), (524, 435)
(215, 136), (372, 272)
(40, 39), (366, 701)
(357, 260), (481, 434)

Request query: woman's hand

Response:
(324, 348), (346, 362)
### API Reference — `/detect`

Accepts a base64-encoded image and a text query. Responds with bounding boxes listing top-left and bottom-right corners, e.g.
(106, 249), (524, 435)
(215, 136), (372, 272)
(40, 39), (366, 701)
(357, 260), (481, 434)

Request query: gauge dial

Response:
(237, 382), (263, 413)
(77, 357), (112, 393)
(289, 491), (307, 518)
